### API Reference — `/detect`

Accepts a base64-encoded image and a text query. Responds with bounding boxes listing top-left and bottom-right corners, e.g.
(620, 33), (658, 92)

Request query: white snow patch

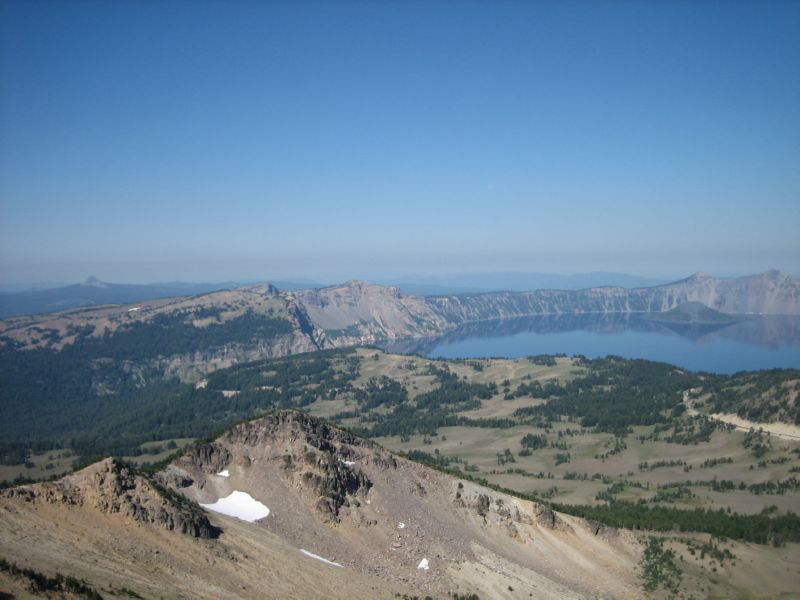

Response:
(300, 549), (343, 568)
(217, 469), (230, 478)
(199, 491), (269, 522)
(339, 459), (355, 467)
(417, 558), (429, 571)
(398, 522), (405, 529)
(127, 307), (140, 312)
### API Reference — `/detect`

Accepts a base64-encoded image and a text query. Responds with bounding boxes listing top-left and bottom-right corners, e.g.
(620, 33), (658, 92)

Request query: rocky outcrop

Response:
(176, 411), (387, 523)
(246, 412), (376, 522)
(454, 482), (569, 538)
(2, 458), (218, 538)
(292, 280), (451, 342)
(177, 443), (232, 474)
(223, 410), (375, 452)
(299, 452), (372, 521)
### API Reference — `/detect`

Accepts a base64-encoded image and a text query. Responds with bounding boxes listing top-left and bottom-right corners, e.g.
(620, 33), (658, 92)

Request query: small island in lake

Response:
(643, 301), (740, 326)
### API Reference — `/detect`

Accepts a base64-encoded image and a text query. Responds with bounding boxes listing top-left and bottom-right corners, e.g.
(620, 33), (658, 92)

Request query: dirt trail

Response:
(682, 390), (800, 441)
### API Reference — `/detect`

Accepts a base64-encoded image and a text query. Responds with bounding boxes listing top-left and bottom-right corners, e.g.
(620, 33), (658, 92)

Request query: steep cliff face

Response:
(292, 280), (450, 341)
(628, 270), (800, 314)
(428, 286), (636, 322)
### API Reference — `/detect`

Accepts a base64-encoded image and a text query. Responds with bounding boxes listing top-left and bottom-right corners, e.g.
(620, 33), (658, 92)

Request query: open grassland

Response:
(0, 449), (75, 483)
(341, 351), (800, 518)
(655, 532), (800, 600)
(121, 438), (195, 466)
(376, 423), (800, 515)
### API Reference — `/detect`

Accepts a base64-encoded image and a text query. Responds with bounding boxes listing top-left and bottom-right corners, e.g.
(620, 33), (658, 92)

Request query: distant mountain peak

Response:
(241, 282), (279, 295)
(689, 271), (710, 280)
(81, 276), (109, 288)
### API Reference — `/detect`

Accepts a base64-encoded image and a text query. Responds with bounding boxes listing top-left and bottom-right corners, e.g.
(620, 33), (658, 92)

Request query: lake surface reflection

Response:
(381, 314), (800, 374)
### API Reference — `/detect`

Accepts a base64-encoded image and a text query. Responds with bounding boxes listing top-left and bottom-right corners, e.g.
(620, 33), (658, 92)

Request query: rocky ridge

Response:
(165, 410), (643, 598)
(2, 457), (217, 538)
(0, 410), (645, 598)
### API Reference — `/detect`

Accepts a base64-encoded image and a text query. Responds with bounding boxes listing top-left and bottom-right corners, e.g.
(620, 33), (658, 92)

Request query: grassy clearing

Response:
(121, 438), (195, 466)
(0, 449), (75, 483)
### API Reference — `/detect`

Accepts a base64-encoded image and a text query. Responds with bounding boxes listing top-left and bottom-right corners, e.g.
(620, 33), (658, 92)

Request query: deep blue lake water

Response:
(382, 314), (800, 374)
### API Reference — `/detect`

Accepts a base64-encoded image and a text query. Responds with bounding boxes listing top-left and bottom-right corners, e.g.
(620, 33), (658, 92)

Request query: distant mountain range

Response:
(383, 271), (670, 295)
(0, 277), (240, 318)
(1, 270), (797, 383)
(0, 271), (685, 318)
(0, 276), (334, 318)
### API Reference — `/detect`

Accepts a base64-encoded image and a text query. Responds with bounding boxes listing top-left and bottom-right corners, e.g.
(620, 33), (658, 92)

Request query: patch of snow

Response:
(398, 522), (405, 529)
(217, 469), (230, 478)
(366, 499), (371, 505)
(300, 549), (343, 568)
(417, 558), (429, 571)
(199, 491), (269, 522)
(339, 459), (356, 467)
(127, 307), (140, 312)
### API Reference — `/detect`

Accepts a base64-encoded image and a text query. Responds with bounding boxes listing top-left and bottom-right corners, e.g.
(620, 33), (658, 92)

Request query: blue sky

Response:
(1, 1), (798, 284)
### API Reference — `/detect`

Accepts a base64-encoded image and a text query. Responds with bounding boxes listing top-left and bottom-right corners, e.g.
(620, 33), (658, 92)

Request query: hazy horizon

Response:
(1, 1), (798, 284)
(2, 268), (797, 292)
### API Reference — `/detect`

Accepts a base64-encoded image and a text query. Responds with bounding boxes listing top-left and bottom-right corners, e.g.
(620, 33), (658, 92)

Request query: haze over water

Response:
(387, 315), (800, 374)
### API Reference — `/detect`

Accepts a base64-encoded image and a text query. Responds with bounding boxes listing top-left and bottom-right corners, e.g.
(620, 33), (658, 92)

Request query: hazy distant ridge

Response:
(0, 277), (241, 318)
(295, 270), (799, 345)
(429, 270), (798, 321)
(1, 271), (795, 374)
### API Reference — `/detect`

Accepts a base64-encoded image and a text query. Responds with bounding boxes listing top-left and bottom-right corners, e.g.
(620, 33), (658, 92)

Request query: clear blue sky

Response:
(1, 1), (798, 284)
